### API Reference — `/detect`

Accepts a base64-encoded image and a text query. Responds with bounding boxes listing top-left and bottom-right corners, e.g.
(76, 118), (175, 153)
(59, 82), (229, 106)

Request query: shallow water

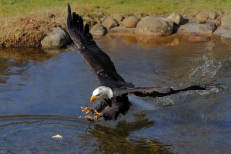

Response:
(0, 35), (231, 153)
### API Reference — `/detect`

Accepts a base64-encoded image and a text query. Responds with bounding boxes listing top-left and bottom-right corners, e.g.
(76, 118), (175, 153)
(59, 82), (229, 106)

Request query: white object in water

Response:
(52, 134), (63, 140)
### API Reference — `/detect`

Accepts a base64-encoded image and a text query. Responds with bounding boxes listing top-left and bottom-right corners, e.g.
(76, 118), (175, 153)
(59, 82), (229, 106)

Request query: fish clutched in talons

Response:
(81, 106), (103, 121)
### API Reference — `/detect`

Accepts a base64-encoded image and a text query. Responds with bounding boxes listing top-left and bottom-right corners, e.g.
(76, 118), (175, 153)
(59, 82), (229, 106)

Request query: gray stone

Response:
(221, 33), (231, 39)
(41, 27), (71, 49)
(90, 24), (106, 36)
(221, 13), (231, 28)
(102, 16), (118, 29)
(209, 12), (217, 20)
(213, 26), (231, 38)
(135, 17), (174, 36)
(122, 16), (139, 28)
(213, 26), (231, 35)
(218, 11), (225, 17)
(179, 22), (216, 34)
(196, 11), (209, 23)
(108, 26), (135, 34)
(167, 12), (183, 25)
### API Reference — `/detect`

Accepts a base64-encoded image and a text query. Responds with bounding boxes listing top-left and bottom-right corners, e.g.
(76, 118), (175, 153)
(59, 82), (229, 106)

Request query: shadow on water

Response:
(86, 113), (172, 154)
(0, 35), (231, 153)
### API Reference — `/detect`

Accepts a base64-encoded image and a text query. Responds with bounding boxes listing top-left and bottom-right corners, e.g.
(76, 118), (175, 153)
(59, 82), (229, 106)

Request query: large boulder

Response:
(135, 17), (174, 36)
(122, 16), (139, 28)
(221, 13), (231, 28)
(41, 27), (71, 49)
(102, 16), (118, 29)
(196, 11), (209, 23)
(167, 12), (183, 25)
(90, 24), (106, 36)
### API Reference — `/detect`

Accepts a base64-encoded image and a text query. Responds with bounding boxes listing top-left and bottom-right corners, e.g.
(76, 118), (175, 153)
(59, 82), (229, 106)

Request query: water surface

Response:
(0, 35), (231, 153)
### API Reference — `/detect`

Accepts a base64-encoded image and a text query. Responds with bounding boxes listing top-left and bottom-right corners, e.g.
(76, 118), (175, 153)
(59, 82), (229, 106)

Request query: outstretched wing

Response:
(114, 84), (207, 97)
(67, 4), (125, 83)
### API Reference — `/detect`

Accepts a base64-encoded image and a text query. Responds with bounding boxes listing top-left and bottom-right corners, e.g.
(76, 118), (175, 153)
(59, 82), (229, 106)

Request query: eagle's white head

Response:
(90, 86), (113, 102)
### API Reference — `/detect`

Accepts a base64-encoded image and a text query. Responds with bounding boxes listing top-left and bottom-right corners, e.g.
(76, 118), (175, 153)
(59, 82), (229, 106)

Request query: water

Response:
(0, 35), (231, 153)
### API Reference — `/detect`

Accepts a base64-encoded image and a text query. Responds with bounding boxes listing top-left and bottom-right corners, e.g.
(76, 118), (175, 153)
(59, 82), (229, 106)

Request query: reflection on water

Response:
(88, 113), (171, 154)
(0, 48), (63, 62)
(0, 35), (231, 153)
(107, 33), (183, 49)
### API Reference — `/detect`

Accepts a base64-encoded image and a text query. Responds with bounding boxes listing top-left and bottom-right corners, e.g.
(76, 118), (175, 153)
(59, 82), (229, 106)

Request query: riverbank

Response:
(1, 0), (231, 47)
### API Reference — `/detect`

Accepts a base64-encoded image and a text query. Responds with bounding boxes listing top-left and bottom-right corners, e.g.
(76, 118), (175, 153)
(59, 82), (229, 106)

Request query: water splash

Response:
(189, 56), (222, 80)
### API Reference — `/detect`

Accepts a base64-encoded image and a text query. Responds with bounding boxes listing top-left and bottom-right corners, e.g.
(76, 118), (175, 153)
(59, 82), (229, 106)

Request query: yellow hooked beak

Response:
(90, 95), (98, 102)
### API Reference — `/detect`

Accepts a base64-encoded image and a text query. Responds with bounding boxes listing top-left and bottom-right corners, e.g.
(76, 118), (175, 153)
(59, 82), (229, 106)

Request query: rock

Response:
(179, 22), (216, 34)
(221, 32), (231, 39)
(221, 13), (231, 28)
(213, 26), (231, 38)
(111, 13), (124, 23)
(90, 24), (106, 36)
(41, 27), (71, 49)
(122, 16), (139, 28)
(188, 35), (210, 42)
(167, 12), (183, 25)
(209, 12), (217, 20)
(214, 26), (231, 46)
(209, 19), (221, 27)
(135, 17), (174, 36)
(196, 11), (209, 23)
(218, 11), (225, 17)
(102, 16), (118, 29)
(108, 26), (135, 34)
(191, 10), (200, 17)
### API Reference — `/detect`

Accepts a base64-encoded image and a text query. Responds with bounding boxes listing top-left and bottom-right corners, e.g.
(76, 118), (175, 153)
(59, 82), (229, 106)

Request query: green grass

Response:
(1, 0), (231, 19)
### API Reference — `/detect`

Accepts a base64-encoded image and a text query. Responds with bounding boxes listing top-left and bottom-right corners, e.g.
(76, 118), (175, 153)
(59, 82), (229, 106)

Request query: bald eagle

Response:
(67, 4), (213, 121)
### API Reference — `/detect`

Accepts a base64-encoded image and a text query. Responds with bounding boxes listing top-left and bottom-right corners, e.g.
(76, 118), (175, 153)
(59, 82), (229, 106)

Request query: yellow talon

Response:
(93, 110), (102, 119)
(81, 106), (102, 121)
(81, 106), (93, 115)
